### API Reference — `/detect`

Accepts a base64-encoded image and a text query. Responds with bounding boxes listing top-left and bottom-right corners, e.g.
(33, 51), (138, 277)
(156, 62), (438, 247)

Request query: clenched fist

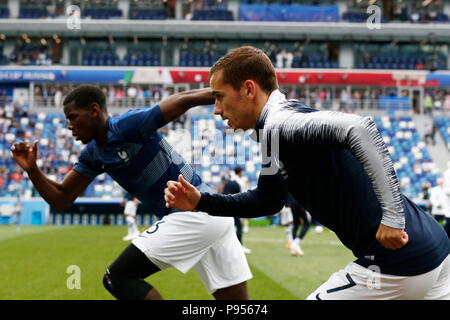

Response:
(11, 141), (39, 172)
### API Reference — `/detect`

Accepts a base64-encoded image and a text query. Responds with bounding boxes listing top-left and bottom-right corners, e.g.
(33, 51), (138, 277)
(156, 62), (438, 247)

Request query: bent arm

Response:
(114, 88), (215, 140)
(159, 88), (215, 124)
(26, 167), (92, 211)
(197, 171), (288, 218)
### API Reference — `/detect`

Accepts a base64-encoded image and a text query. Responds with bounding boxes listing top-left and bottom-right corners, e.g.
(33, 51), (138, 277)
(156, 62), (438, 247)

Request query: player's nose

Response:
(214, 101), (223, 115)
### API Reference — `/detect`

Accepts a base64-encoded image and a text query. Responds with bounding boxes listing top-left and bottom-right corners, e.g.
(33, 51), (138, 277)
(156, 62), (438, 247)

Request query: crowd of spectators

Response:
(1, 0), (449, 23)
(423, 89), (450, 116)
(344, 0), (449, 23)
(32, 84), (177, 109)
(392, 0), (449, 23)
(0, 88), (189, 197)
(279, 86), (409, 111)
(8, 37), (55, 66)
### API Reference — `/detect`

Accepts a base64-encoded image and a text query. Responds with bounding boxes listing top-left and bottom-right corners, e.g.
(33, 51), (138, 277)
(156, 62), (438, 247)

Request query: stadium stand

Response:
(70, 0), (122, 19)
(354, 43), (448, 70)
(374, 115), (441, 200)
(179, 39), (225, 67)
(123, 41), (162, 66)
(81, 41), (119, 66)
(1, 0), (450, 226)
(343, 0), (448, 23)
(8, 36), (54, 66)
(240, 3), (339, 22)
(189, 0), (233, 20)
(128, 0), (171, 20)
(0, 1), (9, 19)
(435, 117), (450, 150)
(190, 111), (262, 187)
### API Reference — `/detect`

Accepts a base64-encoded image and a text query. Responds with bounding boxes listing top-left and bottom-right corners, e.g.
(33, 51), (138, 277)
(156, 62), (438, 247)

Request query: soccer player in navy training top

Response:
(165, 46), (450, 299)
(11, 85), (252, 300)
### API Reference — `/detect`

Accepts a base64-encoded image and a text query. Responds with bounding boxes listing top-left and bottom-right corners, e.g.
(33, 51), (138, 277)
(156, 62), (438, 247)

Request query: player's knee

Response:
(102, 268), (119, 299)
(102, 268), (153, 300)
(102, 268), (131, 300)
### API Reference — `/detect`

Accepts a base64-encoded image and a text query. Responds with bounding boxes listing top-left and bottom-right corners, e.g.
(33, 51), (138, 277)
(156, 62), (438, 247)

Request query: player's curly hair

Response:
(210, 46), (278, 94)
(63, 85), (107, 112)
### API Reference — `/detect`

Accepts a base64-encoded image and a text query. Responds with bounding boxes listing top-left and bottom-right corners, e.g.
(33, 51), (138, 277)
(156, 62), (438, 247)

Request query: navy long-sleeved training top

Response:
(197, 90), (450, 276)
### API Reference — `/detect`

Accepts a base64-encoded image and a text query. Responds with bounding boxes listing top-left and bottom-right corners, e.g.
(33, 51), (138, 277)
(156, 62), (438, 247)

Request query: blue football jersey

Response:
(73, 104), (214, 218)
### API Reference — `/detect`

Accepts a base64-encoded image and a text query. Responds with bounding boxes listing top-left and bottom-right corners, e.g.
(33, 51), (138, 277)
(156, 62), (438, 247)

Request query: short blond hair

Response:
(210, 46), (278, 94)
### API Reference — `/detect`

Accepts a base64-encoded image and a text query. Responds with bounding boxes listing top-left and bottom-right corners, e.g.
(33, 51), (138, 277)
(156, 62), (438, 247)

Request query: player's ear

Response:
(90, 102), (101, 116)
(243, 80), (256, 99)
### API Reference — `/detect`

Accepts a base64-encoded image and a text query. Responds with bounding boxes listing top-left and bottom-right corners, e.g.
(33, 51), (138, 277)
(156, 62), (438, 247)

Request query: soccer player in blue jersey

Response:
(10, 85), (252, 300)
(165, 46), (450, 299)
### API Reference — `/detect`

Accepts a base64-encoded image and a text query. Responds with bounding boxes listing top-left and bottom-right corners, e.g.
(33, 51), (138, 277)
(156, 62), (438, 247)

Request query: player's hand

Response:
(164, 175), (201, 211)
(375, 223), (409, 250)
(10, 141), (38, 172)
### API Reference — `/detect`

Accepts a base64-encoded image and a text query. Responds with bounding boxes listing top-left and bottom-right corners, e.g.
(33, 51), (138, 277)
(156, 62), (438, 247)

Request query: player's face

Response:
(63, 101), (98, 144)
(210, 71), (255, 130)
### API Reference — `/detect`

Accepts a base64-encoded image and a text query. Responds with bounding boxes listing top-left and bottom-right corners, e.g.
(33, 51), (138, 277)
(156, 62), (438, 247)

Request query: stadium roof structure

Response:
(0, 19), (449, 42)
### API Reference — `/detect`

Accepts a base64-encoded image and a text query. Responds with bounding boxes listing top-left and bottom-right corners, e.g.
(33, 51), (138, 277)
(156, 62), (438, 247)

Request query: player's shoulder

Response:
(110, 104), (161, 122)
(268, 99), (317, 120)
(283, 99), (317, 114)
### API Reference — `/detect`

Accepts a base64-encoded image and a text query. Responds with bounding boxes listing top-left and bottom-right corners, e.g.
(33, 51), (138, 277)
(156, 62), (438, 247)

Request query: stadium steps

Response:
(412, 114), (450, 173)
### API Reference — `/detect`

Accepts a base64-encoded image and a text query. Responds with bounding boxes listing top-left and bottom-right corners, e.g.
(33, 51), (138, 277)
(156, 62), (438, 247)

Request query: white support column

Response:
(175, 0), (183, 20)
(8, 0), (19, 18)
(339, 43), (354, 69)
(118, 0), (129, 19)
(228, 0), (240, 20)
(62, 42), (70, 65)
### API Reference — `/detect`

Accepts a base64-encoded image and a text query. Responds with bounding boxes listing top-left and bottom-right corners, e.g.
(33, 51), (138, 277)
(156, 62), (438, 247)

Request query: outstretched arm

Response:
(11, 141), (91, 211)
(165, 173), (287, 218)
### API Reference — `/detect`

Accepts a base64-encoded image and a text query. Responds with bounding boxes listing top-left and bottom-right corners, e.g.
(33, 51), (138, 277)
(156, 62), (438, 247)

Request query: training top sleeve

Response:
(72, 146), (103, 181)
(109, 104), (167, 142)
(266, 109), (405, 229)
(197, 171), (288, 218)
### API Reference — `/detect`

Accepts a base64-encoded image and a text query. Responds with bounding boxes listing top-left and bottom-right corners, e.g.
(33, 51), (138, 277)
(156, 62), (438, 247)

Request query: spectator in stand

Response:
(430, 178), (450, 228)
(127, 85), (137, 107)
(0, 168), (5, 191)
(353, 90), (362, 110)
(416, 61), (426, 70)
(424, 121), (438, 145)
(424, 93), (434, 116)
(276, 49), (293, 68)
(108, 87), (115, 106)
(54, 87), (62, 108)
(419, 182), (432, 215)
(339, 89), (350, 112)
(136, 86), (145, 107)
(115, 87), (125, 107)
(444, 94), (450, 113)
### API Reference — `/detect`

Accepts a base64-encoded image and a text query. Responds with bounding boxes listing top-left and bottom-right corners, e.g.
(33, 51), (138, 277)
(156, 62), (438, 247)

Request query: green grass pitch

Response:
(0, 224), (353, 300)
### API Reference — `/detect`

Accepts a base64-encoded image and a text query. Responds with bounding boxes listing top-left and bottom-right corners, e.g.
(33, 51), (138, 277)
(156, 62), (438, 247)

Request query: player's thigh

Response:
(125, 216), (135, 226)
(307, 263), (401, 300)
(424, 254), (450, 300)
(132, 211), (234, 273)
(194, 223), (252, 295)
(107, 243), (161, 279)
(280, 209), (293, 226)
(307, 262), (445, 300)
